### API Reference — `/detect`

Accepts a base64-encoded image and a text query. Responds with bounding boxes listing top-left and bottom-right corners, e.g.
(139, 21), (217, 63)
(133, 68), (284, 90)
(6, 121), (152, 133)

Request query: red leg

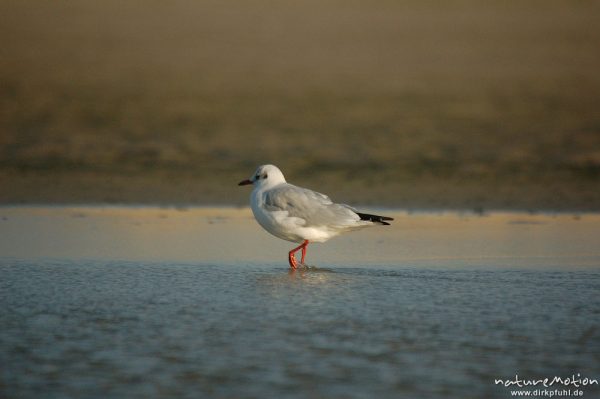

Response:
(288, 240), (309, 269)
(300, 241), (309, 264)
(288, 251), (298, 269)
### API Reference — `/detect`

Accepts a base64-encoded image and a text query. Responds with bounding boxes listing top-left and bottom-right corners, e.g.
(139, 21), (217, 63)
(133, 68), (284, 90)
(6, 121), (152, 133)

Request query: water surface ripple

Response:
(1, 260), (599, 398)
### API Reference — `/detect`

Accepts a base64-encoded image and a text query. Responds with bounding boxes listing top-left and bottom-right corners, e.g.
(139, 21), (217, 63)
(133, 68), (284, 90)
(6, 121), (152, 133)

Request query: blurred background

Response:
(1, 0), (599, 210)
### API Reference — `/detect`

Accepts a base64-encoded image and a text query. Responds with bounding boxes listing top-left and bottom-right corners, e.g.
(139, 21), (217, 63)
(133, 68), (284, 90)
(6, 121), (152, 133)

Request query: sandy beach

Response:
(1, 1), (599, 210)
(1, 206), (598, 267)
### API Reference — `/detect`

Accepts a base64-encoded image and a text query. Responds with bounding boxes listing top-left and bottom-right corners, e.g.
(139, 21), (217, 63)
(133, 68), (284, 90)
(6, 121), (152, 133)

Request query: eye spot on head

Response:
(262, 174), (268, 179)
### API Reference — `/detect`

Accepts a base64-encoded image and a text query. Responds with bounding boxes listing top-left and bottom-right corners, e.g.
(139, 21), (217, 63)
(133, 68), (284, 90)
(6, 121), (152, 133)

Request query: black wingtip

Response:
(356, 212), (394, 225)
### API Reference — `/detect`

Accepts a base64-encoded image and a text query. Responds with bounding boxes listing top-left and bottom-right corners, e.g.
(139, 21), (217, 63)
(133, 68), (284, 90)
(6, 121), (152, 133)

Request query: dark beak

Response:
(238, 179), (253, 186)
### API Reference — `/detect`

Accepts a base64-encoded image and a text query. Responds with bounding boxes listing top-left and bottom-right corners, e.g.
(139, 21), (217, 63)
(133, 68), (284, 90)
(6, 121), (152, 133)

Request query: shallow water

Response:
(1, 207), (600, 398)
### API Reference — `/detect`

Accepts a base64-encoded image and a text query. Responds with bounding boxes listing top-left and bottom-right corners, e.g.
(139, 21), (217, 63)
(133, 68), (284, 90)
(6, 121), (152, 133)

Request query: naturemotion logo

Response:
(494, 374), (598, 397)
(494, 374), (598, 389)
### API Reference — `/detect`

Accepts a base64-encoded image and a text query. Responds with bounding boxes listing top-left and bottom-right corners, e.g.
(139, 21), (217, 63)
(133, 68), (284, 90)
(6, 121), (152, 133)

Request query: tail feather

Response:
(356, 212), (394, 225)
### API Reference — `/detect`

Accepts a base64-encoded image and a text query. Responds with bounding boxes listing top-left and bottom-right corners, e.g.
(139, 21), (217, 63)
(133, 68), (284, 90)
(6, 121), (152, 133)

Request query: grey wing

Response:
(264, 184), (359, 227)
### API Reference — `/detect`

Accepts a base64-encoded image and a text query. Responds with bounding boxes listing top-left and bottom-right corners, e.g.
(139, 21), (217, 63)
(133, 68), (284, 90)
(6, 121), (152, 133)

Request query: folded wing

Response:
(264, 184), (361, 228)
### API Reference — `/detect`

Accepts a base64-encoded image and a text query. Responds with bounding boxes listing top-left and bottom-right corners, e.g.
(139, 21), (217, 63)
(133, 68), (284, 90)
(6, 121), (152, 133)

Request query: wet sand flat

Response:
(1, 206), (599, 268)
(1, 207), (599, 398)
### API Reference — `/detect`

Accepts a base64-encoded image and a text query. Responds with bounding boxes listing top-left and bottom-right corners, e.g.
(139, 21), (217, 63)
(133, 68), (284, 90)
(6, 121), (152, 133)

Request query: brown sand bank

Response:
(1, 1), (599, 210)
(2, 169), (598, 211)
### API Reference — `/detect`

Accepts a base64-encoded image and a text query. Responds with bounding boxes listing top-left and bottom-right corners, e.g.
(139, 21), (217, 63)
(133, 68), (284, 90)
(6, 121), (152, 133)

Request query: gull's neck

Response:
(254, 180), (286, 193)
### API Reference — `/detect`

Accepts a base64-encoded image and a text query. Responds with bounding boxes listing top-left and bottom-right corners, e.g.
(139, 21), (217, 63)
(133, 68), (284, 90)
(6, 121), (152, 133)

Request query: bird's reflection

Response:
(255, 264), (338, 293)
(284, 265), (339, 289)
(288, 264), (336, 276)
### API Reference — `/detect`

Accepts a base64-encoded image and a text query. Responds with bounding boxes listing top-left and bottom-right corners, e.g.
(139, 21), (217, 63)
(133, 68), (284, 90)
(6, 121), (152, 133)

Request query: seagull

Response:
(238, 164), (393, 268)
